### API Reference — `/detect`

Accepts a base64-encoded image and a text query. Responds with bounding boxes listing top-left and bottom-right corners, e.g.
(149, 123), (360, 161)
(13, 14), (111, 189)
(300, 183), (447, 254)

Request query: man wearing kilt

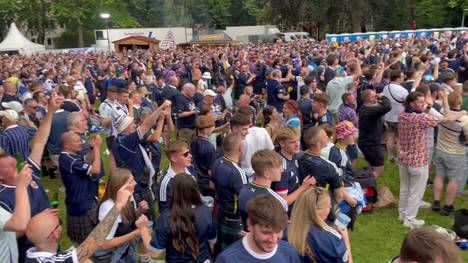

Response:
(59, 131), (103, 243)
(211, 133), (248, 253)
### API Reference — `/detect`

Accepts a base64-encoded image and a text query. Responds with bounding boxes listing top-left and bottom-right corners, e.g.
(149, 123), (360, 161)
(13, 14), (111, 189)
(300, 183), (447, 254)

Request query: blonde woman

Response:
(288, 187), (353, 263)
(93, 168), (147, 262)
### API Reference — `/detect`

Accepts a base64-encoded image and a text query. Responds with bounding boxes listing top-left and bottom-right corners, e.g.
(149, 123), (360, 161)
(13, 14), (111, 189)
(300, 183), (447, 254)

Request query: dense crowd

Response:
(0, 32), (467, 263)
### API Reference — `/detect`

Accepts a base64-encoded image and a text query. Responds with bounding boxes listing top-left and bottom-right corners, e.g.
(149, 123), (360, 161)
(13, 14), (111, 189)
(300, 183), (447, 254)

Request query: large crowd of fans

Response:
(0, 32), (466, 263)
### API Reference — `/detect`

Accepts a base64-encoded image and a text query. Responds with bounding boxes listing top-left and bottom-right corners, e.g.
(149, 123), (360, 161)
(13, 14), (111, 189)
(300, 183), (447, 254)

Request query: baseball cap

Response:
(0, 109), (19, 121)
(1, 101), (23, 113)
(203, 89), (217, 97)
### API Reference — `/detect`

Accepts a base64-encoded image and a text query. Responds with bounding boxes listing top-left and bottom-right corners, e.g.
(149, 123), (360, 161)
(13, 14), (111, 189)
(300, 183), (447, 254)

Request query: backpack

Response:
(454, 208), (468, 239)
(353, 167), (378, 212)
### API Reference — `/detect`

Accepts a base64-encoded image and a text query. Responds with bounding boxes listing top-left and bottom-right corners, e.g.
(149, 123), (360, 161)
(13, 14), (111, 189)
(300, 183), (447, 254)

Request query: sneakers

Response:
(403, 219), (425, 229)
(432, 200), (441, 211)
(440, 205), (454, 216)
(419, 200), (431, 209)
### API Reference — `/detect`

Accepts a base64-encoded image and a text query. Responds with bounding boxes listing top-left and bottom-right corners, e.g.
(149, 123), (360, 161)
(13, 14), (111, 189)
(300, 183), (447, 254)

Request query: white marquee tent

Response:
(0, 23), (45, 53)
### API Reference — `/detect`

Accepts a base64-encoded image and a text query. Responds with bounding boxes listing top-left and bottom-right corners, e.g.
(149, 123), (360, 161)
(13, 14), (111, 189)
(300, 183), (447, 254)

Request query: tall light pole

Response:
(462, 9), (468, 27)
(100, 12), (111, 52)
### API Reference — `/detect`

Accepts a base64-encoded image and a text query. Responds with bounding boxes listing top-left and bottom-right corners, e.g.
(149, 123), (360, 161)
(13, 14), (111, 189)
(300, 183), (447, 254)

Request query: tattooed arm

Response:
(75, 178), (136, 262)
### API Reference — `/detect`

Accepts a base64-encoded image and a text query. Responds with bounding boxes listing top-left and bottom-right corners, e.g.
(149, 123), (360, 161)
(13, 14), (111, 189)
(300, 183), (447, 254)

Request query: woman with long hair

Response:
(139, 173), (217, 262)
(288, 187), (353, 263)
(257, 105), (282, 142)
(93, 168), (146, 262)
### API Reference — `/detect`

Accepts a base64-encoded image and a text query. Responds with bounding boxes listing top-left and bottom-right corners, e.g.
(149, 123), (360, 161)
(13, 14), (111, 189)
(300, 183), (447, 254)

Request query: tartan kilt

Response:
(215, 213), (243, 254)
(67, 202), (99, 243)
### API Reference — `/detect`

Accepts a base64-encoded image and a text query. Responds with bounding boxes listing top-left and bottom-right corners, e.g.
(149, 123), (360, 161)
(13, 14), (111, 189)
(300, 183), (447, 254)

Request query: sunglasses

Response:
(47, 218), (62, 239)
(180, 151), (191, 157)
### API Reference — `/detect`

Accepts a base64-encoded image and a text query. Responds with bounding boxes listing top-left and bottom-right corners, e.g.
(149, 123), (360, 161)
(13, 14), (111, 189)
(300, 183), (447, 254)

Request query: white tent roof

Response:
(0, 23), (45, 53)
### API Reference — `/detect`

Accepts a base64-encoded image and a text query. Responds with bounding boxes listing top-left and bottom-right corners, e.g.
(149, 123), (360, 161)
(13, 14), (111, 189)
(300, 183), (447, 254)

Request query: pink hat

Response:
(335, 121), (357, 139)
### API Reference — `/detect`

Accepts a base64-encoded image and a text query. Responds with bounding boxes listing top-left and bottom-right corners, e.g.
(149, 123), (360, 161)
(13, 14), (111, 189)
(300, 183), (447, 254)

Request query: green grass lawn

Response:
(41, 137), (468, 262)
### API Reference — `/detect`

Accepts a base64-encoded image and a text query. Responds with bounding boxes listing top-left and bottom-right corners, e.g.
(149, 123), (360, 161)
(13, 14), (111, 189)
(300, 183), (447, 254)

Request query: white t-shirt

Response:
(383, 83), (408, 122)
(98, 199), (122, 240)
(98, 99), (116, 137)
(0, 207), (17, 263)
(240, 127), (275, 175)
(74, 81), (87, 103)
(326, 76), (354, 113)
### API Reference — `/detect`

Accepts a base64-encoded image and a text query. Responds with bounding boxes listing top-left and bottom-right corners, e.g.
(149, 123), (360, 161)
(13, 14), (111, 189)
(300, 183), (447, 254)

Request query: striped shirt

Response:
(398, 112), (439, 166)
(156, 166), (196, 213)
(110, 102), (129, 137)
(1, 124), (36, 161)
(238, 182), (288, 230)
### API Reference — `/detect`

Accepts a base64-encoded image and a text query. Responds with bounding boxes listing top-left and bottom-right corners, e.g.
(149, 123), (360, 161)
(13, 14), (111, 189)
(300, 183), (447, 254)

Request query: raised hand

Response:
(115, 178), (136, 209)
(17, 164), (32, 188)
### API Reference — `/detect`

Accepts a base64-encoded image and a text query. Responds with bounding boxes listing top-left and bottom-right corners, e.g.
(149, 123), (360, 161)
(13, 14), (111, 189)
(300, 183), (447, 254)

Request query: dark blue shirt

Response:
(298, 98), (313, 129)
(312, 110), (333, 126)
(84, 77), (94, 95)
(111, 78), (127, 89)
(1, 93), (20, 103)
(1, 125), (36, 161)
(238, 183), (288, 230)
(298, 152), (342, 191)
(328, 146), (353, 180)
(156, 167), (196, 213)
(142, 131), (162, 172)
(161, 86), (180, 112)
(216, 238), (301, 263)
(61, 100), (81, 112)
(211, 157), (247, 217)
(302, 225), (348, 263)
(59, 152), (98, 216)
(193, 92), (204, 109)
(236, 72), (249, 94)
(151, 84), (165, 106)
(176, 94), (197, 129)
(191, 136), (216, 189)
(271, 152), (300, 211)
(0, 158), (50, 262)
(47, 110), (70, 156)
(113, 129), (146, 188)
(266, 79), (286, 113)
(150, 205), (217, 263)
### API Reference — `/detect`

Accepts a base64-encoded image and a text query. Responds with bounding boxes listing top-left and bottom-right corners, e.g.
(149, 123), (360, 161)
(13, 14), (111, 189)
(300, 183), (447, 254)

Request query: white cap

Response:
(203, 89), (217, 97)
(0, 109), (19, 121)
(202, 72), (212, 79)
(1, 101), (23, 113)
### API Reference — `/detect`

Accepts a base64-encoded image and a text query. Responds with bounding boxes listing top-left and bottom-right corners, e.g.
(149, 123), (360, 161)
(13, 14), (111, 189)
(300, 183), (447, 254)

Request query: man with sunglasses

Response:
(155, 140), (196, 213)
(25, 178), (138, 263)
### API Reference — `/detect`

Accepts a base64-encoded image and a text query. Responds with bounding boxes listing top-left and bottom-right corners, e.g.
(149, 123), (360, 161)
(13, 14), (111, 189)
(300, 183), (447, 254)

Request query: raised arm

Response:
(3, 165), (32, 233)
(76, 178), (135, 262)
(29, 95), (60, 165)
(140, 100), (171, 136)
(88, 135), (102, 175)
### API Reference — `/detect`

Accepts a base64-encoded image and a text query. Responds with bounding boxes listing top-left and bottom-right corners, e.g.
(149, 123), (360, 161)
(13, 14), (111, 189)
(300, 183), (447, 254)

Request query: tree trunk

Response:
(78, 24), (84, 47)
(349, 0), (363, 32)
